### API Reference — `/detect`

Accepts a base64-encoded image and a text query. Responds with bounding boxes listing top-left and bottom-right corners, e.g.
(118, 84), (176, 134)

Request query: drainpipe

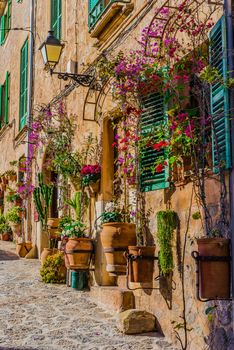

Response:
(225, 2), (234, 332)
(25, 0), (35, 242)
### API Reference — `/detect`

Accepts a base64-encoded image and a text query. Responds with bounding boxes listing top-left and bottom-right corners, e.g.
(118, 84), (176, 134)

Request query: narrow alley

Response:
(0, 242), (176, 350)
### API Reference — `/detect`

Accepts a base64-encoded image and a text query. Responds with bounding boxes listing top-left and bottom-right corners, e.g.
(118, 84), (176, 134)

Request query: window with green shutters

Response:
(51, 0), (62, 40)
(0, 0), (11, 46)
(19, 39), (28, 130)
(140, 92), (169, 192)
(0, 72), (10, 129)
(209, 16), (231, 171)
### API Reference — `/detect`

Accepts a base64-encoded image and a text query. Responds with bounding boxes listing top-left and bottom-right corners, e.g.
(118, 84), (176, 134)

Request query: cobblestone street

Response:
(0, 242), (177, 350)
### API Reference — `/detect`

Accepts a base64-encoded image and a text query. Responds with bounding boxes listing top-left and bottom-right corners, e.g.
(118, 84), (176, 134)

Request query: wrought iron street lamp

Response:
(39, 31), (95, 87)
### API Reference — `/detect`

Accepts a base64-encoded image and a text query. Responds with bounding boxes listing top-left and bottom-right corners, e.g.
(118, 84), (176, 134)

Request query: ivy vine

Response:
(156, 210), (178, 276)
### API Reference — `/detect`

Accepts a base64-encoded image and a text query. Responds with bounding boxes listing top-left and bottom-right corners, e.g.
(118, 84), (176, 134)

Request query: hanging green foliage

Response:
(156, 210), (178, 276)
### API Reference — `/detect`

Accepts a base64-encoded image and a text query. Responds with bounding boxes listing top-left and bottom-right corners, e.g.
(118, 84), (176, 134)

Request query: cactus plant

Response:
(33, 173), (54, 229)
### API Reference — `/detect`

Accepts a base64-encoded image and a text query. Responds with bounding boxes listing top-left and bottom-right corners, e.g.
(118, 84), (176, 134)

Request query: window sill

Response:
(15, 125), (28, 146)
(0, 123), (10, 140)
(89, 2), (134, 39)
(0, 0), (7, 17)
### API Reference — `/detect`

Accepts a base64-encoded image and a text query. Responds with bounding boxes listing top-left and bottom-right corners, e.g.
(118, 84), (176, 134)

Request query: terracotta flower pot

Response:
(47, 218), (61, 239)
(127, 246), (156, 283)
(1, 233), (11, 241)
(89, 180), (100, 194)
(40, 247), (58, 265)
(16, 242), (32, 258)
(64, 238), (93, 269)
(100, 223), (136, 275)
(196, 238), (230, 299)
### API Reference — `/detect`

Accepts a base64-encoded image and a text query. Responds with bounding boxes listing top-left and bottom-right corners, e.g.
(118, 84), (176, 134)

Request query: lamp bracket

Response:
(52, 71), (96, 87)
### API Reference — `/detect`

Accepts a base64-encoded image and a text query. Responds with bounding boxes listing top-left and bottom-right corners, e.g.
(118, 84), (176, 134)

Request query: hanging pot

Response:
(127, 246), (156, 283)
(196, 238), (230, 299)
(64, 238), (93, 270)
(89, 180), (100, 194)
(100, 223), (136, 275)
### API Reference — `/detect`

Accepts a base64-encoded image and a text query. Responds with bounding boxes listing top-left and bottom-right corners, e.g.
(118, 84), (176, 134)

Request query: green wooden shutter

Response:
(6, 0), (11, 33)
(19, 39), (28, 130)
(51, 0), (62, 39)
(4, 71), (9, 124)
(0, 85), (2, 129)
(0, 15), (5, 45)
(140, 92), (169, 192)
(88, 0), (104, 30)
(209, 16), (231, 170)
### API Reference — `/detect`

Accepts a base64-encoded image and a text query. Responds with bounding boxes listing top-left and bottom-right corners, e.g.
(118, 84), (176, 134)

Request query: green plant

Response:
(58, 216), (74, 231)
(33, 173), (54, 228)
(6, 192), (21, 203)
(0, 223), (12, 234)
(0, 213), (6, 225)
(6, 206), (22, 224)
(156, 210), (178, 276)
(40, 253), (66, 284)
(192, 211), (201, 220)
(100, 211), (123, 224)
(61, 220), (87, 238)
(66, 192), (82, 220)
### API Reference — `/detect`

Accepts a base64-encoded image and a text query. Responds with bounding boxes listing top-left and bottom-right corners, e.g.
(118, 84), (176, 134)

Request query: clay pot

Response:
(89, 180), (100, 194)
(127, 246), (156, 283)
(47, 218), (61, 239)
(40, 248), (58, 265)
(10, 223), (21, 240)
(64, 238), (93, 269)
(197, 238), (230, 299)
(1, 233), (11, 241)
(100, 223), (136, 275)
(16, 242), (32, 258)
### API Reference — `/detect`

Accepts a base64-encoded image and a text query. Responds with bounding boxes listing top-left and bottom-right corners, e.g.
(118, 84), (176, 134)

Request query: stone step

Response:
(89, 286), (135, 312)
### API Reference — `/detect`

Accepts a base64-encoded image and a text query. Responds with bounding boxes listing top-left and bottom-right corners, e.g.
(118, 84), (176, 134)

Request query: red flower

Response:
(112, 142), (117, 148)
(155, 164), (164, 173)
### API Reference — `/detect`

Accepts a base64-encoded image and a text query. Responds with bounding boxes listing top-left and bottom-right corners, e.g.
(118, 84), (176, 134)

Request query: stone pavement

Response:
(0, 241), (177, 350)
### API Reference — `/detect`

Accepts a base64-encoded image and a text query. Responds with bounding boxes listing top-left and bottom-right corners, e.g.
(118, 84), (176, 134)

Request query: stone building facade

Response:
(0, 1), (233, 349)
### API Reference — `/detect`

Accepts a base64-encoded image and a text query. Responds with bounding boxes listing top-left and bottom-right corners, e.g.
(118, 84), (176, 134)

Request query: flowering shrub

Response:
(81, 164), (101, 187)
(61, 220), (87, 238)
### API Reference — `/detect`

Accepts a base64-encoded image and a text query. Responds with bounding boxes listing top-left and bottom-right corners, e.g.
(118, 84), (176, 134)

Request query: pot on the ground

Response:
(16, 242), (32, 258)
(196, 238), (230, 299)
(64, 238), (93, 269)
(1, 232), (11, 241)
(100, 223), (136, 275)
(127, 246), (156, 283)
(40, 248), (58, 265)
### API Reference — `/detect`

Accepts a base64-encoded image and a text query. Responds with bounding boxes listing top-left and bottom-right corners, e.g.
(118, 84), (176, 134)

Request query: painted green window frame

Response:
(51, 0), (62, 40)
(209, 16), (231, 171)
(0, 71), (10, 129)
(19, 39), (28, 130)
(88, 0), (128, 31)
(140, 92), (169, 192)
(0, 0), (11, 46)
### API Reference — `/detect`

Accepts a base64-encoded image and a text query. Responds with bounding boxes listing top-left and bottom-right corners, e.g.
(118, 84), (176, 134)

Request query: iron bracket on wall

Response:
(191, 251), (232, 302)
(125, 252), (160, 291)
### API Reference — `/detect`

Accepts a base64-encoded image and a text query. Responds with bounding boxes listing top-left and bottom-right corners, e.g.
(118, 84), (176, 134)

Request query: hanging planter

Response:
(127, 246), (156, 283)
(192, 238), (231, 300)
(47, 217), (61, 239)
(100, 222), (136, 275)
(88, 179), (100, 194)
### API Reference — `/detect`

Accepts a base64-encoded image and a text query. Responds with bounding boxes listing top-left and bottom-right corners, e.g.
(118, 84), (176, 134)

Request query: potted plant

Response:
(81, 164), (101, 195)
(33, 173), (55, 262)
(100, 207), (136, 275)
(40, 252), (66, 284)
(6, 206), (22, 239)
(63, 219), (94, 269)
(0, 222), (12, 241)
